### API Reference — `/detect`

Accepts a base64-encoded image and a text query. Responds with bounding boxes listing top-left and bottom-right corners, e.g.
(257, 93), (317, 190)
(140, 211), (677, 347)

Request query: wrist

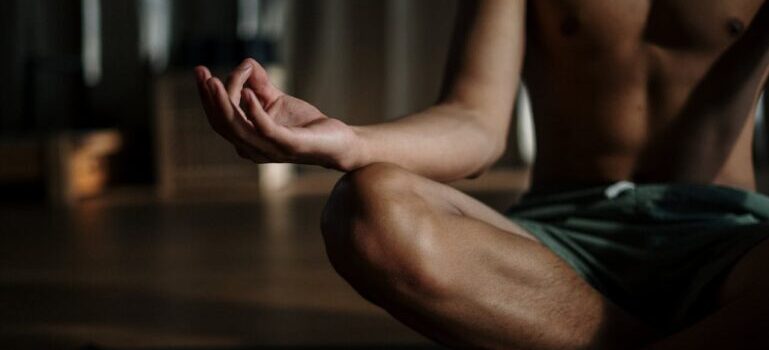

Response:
(338, 125), (371, 172)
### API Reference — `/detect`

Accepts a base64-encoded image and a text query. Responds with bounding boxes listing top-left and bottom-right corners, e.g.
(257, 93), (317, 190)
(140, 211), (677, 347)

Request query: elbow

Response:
(465, 136), (507, 179)
(465, 167), (490, 180)
(439, 101), (512, 180)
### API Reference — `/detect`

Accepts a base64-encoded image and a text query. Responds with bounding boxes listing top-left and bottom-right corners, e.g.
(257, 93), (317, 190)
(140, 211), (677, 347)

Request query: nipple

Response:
(727, 18), (744, 37)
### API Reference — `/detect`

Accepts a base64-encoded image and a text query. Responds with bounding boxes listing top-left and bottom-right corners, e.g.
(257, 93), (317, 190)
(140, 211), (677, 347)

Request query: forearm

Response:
(195, 0), (524, 180)
(347, 102), (508, 182)
(345, 0), (524, 182)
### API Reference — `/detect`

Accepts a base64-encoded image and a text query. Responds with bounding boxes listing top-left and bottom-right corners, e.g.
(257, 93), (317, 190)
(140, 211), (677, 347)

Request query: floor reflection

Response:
(0, 190), (516, 349)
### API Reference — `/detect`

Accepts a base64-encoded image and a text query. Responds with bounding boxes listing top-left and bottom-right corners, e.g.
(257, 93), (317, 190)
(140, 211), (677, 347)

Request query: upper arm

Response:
(440, 0), (526, 132)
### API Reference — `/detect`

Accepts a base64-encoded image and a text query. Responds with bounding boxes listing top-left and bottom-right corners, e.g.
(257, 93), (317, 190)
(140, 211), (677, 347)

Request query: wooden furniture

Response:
(0, 130), (122, 204)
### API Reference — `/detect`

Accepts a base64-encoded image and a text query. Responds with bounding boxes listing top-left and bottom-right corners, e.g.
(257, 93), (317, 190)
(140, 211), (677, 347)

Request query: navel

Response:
(727, 18), (745, 37)
(560, 16), (580, 36)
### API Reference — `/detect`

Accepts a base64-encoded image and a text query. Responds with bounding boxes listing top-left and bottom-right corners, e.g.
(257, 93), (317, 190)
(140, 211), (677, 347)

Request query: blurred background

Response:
(0, 0), (533, 349)
(0, 1), (766, 349)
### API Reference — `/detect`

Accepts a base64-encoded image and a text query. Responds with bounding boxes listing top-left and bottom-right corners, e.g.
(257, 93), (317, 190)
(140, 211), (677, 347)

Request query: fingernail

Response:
(238, 61), (253, 71)
(243, 90), (252, 102)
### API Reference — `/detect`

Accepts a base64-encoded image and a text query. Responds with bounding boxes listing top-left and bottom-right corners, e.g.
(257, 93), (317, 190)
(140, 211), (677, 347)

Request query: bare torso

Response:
(524, 0), (769, 191)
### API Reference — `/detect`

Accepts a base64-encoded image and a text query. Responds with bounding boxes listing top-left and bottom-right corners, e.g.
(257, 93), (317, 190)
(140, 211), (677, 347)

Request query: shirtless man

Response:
(194, 1), (769, 348)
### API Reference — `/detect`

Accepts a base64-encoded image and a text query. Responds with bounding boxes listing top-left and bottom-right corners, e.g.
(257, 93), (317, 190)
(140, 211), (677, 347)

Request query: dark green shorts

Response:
(506, 182), (769, 333)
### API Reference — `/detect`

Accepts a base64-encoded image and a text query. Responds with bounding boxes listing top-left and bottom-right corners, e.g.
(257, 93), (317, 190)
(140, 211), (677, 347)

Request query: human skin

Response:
(195, 0), (769, 348)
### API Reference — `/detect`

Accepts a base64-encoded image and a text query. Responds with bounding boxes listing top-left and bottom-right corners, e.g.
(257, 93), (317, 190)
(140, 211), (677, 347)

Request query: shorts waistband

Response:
(517, 182), (769, 220)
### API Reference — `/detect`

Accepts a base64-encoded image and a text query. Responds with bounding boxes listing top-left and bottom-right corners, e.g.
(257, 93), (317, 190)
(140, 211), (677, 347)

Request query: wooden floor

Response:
(0, 172), (524, 350)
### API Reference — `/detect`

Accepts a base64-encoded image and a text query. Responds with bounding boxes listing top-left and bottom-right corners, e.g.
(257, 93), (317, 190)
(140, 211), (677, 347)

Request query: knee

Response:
(321, 163), (413, 231)
(321, 163), (448, 297)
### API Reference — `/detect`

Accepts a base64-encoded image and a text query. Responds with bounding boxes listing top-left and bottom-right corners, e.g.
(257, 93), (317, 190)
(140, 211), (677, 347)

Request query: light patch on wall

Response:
(239, 0), (288, 41)
(139, 0), (172, 73)
(81, 0), (102, 87)
(238, 0), (261, 40)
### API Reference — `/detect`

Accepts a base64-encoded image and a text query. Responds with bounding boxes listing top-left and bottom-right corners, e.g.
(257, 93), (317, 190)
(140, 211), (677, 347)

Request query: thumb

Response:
(242, 87), (301, 152)
(244, 58), (284, 108)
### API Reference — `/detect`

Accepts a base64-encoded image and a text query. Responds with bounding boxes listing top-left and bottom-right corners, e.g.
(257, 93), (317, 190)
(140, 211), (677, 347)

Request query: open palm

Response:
(195, 59), (360, 170)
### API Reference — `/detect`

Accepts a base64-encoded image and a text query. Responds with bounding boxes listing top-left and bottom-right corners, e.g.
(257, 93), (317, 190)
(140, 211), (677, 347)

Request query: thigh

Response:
(406, 170), (537, 241)
(337, 165), (656, 349)
(645, 231), (769, 350)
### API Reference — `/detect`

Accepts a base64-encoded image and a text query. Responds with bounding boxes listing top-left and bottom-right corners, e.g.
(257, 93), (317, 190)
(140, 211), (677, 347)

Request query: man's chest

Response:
(528, 0), (765, 53)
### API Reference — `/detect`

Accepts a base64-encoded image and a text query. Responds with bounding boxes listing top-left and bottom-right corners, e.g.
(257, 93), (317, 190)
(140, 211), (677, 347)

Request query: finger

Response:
(210, 79), (290, 160)
(242, 88), (286, 141)
(242, 88), (304, 156)
(232, 91), (291, 157)
(194, 66), (215, 117)
(240, 88), (268, 128)
(203, 76), (243, 143)
(225, 59), (254, 105)
(244, 58), (284, 108)
(209, 77), (237, 124)
(194, 66), (235, 141)
(209, 77), (255, 144)
(204, 75), (283, 162)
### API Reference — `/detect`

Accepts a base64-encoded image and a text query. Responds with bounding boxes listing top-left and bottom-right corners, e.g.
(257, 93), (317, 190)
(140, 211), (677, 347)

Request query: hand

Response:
(194, 58), (363, 170)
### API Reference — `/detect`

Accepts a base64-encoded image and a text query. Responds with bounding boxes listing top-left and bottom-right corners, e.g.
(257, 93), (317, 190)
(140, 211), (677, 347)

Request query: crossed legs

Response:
(320, 163), (654, 349)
